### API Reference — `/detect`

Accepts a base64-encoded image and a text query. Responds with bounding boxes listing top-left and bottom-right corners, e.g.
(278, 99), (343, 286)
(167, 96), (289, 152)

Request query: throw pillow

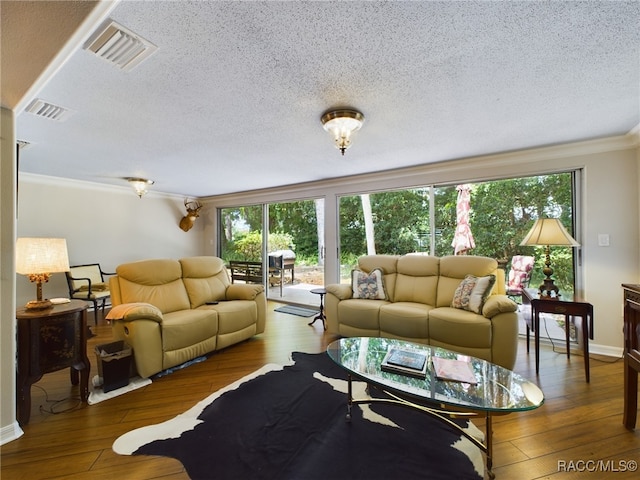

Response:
(451, 275), (477, 310)
(351, 268), (387, 300)
(451, 274), (496, 314)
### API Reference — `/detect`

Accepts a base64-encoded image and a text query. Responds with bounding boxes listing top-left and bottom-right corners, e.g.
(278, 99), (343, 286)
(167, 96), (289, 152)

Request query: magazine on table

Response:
(431, 356), (477, 384)
(381, 347), (428, 378)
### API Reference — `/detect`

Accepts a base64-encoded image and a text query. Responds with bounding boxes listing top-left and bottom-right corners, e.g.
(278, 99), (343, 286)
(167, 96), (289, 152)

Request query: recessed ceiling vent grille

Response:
(26, 99), (74, 122)
(85, 20), (157, 71)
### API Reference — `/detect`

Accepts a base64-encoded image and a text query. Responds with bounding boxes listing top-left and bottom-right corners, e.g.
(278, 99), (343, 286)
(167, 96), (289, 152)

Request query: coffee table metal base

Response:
(346, 374), (495, 479)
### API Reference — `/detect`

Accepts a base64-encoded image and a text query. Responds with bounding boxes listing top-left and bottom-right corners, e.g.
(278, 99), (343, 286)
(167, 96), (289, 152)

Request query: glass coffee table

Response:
(327, 337), (544, 478)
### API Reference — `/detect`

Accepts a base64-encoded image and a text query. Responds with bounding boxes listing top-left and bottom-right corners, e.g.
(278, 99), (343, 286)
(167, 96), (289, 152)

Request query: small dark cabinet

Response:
(16, 300), (90, 426)
(623, 284), (640, 430)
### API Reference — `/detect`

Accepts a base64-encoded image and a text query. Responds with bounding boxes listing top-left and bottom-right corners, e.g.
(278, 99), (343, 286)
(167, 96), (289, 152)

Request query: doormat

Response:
(88, 375), (151, 405)
(274, 305), (319, 317)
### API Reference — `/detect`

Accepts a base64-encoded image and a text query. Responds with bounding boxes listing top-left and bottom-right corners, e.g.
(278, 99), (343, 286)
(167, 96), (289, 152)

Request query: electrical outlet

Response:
(597, 234), (610, 247)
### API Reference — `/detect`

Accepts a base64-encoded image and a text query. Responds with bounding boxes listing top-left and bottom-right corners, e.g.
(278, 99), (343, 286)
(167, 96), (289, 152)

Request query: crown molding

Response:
(205, 131), (639, 205)
(18, 172), (184, 201)
(628, 123), (640, 145)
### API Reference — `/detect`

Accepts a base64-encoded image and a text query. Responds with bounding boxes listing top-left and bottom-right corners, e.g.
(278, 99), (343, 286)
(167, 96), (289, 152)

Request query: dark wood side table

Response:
(622, 284), (640, 430)
(521, 288), (594, 382)
(16, 300), (90, 426)
(309, 288), (327, 330)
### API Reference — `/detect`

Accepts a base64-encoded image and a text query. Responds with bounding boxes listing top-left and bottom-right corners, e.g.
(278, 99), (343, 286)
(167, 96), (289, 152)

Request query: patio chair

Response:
(506, 255), (535, 303)
(66, 263), (115, 325)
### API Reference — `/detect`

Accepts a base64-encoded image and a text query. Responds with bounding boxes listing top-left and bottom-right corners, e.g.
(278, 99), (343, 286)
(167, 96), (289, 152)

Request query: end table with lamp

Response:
(15, 237), (90, 425)
(519, 218), (592, 381)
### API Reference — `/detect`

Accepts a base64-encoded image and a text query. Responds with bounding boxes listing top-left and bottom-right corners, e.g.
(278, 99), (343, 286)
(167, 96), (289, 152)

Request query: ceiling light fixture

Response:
(321, 109), (364, 155)
(125, 177), (154, 198)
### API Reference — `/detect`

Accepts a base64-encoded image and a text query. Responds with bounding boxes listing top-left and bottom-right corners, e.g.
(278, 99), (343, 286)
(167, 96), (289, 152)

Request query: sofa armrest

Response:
(106, 302), (163, 323)
(482, 295), (517, 318)
(325, 284), (353, 300)
(226, 283), (264, 300)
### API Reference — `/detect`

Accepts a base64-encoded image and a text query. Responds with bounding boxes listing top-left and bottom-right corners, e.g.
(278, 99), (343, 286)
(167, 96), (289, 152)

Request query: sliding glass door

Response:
(218, 199), (325, 305)
(219, 204), (265, 286)
(219, 171), (579, 325)
(266, 199), (325, 303)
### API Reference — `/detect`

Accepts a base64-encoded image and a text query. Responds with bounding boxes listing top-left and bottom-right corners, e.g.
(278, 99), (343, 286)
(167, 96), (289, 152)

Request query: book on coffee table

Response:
(432, 357), (477, 384)
(381, 347), (428, 378)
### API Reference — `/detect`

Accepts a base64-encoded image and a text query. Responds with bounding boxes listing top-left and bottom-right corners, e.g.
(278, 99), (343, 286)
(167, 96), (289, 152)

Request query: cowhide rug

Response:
(113, 352), (484, 479)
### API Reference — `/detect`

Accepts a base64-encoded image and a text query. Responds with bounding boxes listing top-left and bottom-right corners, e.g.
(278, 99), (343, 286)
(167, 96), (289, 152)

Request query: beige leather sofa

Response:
(107, 256), (266, 378)
(325, 254), (519, 369)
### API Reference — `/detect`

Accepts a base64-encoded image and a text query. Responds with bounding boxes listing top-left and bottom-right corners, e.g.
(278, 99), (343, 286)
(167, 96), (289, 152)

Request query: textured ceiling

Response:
(9, 1), (640, 198)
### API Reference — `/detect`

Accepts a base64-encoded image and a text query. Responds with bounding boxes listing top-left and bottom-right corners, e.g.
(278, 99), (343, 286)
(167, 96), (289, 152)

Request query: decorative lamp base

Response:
(538, 277), (561, 300)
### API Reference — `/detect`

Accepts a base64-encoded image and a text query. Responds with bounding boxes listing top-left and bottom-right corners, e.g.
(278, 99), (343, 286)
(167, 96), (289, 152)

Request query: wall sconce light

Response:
(125, 177), (154, 198)
(520, 218), (580, 299)
(321, 108), (364, 155)
(16, 237), (70, 310)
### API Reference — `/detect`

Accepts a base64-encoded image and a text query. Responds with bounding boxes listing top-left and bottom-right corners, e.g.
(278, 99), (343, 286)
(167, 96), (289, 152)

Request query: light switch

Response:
(598, 234), (610, 246)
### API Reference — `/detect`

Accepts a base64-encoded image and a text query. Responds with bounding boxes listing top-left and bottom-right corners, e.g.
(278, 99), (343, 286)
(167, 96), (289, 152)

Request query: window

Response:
(338, 172), (578, 297)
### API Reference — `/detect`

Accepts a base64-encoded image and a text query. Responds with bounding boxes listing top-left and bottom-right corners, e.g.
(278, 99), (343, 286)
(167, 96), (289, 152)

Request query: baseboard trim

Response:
(587, 343), (623, 359)
(523, 334), (623, 359)
(0, 421), (24, 445)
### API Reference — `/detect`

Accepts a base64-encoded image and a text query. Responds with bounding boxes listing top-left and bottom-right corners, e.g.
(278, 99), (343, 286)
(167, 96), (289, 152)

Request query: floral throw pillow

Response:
(351, 268), (387, 300)
(451, 274), (496, 314)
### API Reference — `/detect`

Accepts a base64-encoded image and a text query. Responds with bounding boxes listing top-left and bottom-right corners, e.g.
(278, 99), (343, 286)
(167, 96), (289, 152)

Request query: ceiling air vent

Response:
(85, 20), (157, 71)
(25, 99), (74, 122)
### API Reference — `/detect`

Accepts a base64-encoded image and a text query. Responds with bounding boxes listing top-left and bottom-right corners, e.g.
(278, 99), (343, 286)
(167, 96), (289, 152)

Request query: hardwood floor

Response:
(2, 302), (638, 479)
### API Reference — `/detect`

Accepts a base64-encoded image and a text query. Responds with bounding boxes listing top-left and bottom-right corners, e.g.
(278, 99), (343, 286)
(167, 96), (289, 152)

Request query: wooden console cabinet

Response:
(623, 284), (640, 430)
(16, 300), (90, 426)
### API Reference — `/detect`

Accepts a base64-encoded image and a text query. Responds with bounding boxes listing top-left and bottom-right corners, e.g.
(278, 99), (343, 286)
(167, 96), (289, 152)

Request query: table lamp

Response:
(16, 237), (70, 310)
(520, 218), (579, 299)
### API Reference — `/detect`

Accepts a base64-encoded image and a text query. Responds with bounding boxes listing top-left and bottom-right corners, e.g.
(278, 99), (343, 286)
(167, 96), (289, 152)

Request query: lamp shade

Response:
(520, 218), (580, 247)
(16, 238), (70, 274)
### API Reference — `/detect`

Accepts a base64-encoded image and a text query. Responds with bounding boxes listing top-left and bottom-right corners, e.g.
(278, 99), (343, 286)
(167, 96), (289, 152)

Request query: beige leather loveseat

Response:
(107, 256), (266, 378)
(325, 254), (519, 369)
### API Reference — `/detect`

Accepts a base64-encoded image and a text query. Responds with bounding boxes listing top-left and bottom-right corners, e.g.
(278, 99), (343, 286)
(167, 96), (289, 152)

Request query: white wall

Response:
(15, 174), (205, 306)
(205, 135), (640, 358)
(1, 108), (22, 444)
